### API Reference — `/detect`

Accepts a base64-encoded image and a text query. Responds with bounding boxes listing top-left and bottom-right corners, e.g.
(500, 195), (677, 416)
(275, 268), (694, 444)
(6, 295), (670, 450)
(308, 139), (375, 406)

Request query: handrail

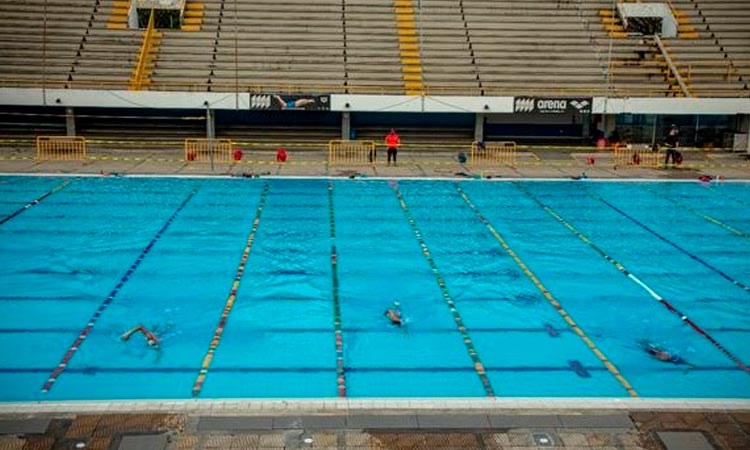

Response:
(653, 34), (691, 97)
(130, 8), (157, 90)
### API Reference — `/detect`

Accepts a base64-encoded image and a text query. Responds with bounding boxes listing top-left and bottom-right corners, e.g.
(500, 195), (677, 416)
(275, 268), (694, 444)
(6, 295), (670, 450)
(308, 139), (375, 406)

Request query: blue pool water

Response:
(0, 175), (749, 401)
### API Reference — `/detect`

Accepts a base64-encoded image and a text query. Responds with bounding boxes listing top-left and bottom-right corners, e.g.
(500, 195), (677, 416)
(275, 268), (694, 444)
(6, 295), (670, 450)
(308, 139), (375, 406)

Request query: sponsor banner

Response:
(514, 97), (592, 114)
(249, 94), (330, 111)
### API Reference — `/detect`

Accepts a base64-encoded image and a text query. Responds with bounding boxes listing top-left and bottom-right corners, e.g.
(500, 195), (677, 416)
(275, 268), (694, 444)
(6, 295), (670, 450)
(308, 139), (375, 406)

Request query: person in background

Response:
(664, 124), (680, 165)
(385, 129), (401, 166)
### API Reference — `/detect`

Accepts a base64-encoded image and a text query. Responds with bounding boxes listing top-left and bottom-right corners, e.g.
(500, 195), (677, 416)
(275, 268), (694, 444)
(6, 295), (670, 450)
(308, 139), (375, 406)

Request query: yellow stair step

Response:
(598, 10), (614, 17)
(111, 7), (128, 15)
(397, 29), (417, 36)
(398, 35), (418, 44)
(679, 32), (699, 39)
(107, 22), (127, 29)
(401, 57), (421, 65)
(601, 17), (619, 24)
(395, 7), (414, 14)
(397, 20), (416, 28)
(109, 16), (127, 23)
(608, 32), (627, 38)
(400, 50), (420, 58)
(186, 2), (204, 10)
(181, 24), (201, 32)
(405, 89), (423, 96)
(395, 0), (412, 7)
(183, 17), (202, 25)
(113, 0), (130, 7)
(402, 66), (422, 73)
(403, 73), (422, 81)
(184, 10), (203, 18)
(604, 24), (625, 32)
(399, 42), (419, 51)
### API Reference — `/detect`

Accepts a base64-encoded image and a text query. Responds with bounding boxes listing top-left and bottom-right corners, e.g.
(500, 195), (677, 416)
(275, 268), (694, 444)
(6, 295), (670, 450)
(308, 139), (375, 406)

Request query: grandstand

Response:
(0, 0), (748, 156)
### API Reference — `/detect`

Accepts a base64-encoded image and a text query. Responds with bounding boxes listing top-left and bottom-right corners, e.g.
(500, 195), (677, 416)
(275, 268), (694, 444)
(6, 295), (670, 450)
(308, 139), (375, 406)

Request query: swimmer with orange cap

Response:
(384, 301), (403, 327)
(121, 325), (159, 348)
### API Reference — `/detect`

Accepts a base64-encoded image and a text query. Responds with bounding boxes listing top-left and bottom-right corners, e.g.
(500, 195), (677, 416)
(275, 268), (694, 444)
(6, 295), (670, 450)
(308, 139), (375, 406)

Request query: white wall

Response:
(2, 88), (750, 115)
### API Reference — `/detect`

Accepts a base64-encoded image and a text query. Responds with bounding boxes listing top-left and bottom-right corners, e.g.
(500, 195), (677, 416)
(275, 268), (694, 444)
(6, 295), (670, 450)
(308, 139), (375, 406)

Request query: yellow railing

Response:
(470, 141), (517, 167)
(328, 140), (377, 166)
(130, 8), (159, 91)
(36, 136), (87, 160)
(185, 138), (234, 162)
(613, 144), (662, 168)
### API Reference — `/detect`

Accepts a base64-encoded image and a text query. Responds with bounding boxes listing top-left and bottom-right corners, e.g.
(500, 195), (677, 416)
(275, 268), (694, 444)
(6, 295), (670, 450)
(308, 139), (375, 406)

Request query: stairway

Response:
(181, 1), (204, 32)
(107, 0), (129, 29)
(394, 0), (423, 95)
(599, 8), (627, 38)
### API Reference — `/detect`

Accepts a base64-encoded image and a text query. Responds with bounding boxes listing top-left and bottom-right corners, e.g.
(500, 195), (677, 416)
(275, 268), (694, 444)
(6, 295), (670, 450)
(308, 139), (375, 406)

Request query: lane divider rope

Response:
(328, 181), (346, 397)
(455, 184), (638, 397)
(389, 180), (496, 397)
(0, 179), (71, 226)
(597, 195), (750, 295)
(516, 183), (750, 374)
(641, 185), (750, 239)
(191, 182), (270, 396)
(41, 188), (198, 393)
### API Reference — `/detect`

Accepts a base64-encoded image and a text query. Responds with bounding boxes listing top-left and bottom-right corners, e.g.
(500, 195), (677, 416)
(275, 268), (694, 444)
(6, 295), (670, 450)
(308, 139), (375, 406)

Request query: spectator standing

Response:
(664, 124), (680, 165)
(385, 129), (401, 166)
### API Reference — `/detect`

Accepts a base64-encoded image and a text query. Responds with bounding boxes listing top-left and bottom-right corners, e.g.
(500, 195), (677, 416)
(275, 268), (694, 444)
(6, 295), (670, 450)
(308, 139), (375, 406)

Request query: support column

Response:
(474, 113), (485, 142)
(65, 107), (75, 136)
(739, 114), (750, 153)
(206, 107), (215, 140)
(601, 113), (617, 138)
(341, 111), (351, 140)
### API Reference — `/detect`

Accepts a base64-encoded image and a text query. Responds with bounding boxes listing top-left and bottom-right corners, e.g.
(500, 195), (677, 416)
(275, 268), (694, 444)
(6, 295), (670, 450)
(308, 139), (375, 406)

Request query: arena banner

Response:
(249, 94), (330, 111)
(514, 97), (592, 114)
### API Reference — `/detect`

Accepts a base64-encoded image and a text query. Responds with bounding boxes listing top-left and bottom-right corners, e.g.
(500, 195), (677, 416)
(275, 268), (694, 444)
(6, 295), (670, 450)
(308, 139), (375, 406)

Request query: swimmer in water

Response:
(121, 325), (159, 349)
(640, 340), (693, 367)
(384, 301), (402, 327)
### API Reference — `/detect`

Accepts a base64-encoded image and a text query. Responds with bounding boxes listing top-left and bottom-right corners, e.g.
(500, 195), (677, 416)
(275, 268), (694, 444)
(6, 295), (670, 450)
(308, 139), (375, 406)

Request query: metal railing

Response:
(36, 136), (87, 160)
(328, 140), (377, 166)
(130, 8), (159, 91)
(470, 141), (517, 168)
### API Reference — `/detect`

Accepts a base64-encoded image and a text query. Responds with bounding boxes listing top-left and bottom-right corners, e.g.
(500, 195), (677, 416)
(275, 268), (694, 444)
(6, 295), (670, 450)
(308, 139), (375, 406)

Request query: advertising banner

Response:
(249, 94), (330, 111)
(514, 97), (592, 114)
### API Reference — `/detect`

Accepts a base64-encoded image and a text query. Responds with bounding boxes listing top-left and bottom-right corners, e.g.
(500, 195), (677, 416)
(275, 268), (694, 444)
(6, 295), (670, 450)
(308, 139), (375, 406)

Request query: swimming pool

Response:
(1, 175), (749, 401)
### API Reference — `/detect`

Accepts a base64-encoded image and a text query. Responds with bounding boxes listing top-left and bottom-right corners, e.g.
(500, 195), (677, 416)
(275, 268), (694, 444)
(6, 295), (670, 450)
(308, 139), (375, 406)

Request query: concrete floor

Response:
(1, 146), (749, 449)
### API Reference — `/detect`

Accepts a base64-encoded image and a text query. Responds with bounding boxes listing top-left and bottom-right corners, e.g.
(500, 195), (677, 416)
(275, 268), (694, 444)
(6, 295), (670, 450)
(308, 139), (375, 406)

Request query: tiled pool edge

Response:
(1, 398), (748, 414)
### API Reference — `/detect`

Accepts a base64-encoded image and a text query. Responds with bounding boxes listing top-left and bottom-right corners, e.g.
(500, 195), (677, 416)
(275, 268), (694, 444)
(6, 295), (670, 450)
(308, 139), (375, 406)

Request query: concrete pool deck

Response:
(0, 146), (748, 180)
(1, 146), (749, 449)
(0, 400), (749, 449)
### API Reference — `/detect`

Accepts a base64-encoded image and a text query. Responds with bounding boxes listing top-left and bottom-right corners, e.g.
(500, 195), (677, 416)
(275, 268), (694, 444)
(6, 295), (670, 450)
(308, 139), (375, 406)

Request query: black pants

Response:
(387, 147), (398, 164)
(665, 148), (678, 164)
(368, 149), (376, 163)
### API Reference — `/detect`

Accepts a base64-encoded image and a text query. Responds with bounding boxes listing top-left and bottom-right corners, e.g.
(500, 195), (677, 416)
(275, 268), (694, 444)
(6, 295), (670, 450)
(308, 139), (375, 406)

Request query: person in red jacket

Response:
(385, 129), (401, 166)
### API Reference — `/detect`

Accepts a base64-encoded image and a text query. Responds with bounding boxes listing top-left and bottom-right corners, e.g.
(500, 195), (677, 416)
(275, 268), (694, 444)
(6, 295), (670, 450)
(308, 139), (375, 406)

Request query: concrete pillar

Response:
(341, 111), (351, 140)
(739, 114), (750, 152)
(474, 113), (485, 142)
(65, 107), (75, 136)
(205, 107), (215, 140)
(601, 113), (617, 138)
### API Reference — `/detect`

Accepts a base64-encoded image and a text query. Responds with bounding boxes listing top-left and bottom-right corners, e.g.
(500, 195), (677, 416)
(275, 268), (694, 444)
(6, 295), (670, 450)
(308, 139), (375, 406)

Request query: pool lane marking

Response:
(41, 188), (198, 393)
(454, 184), (638, 398)
(191, 182), (270, 396)
(0, 179), (70, 226)
(515, 183), (750, 375)
(389, 180), (496, 398)
(597, 195), (750, 295)
(327, 181), (346, 397)
(641, 186), (750, 239)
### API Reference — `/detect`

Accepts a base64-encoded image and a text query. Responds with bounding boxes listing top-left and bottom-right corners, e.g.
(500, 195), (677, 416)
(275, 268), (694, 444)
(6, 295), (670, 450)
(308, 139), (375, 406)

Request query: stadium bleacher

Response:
(0, 0), (747, 96)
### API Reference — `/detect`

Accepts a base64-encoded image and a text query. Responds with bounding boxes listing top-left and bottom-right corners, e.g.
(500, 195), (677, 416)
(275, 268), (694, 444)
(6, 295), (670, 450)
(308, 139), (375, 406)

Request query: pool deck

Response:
(1, 146), (749, 449)
(0, 146), (748, 180)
